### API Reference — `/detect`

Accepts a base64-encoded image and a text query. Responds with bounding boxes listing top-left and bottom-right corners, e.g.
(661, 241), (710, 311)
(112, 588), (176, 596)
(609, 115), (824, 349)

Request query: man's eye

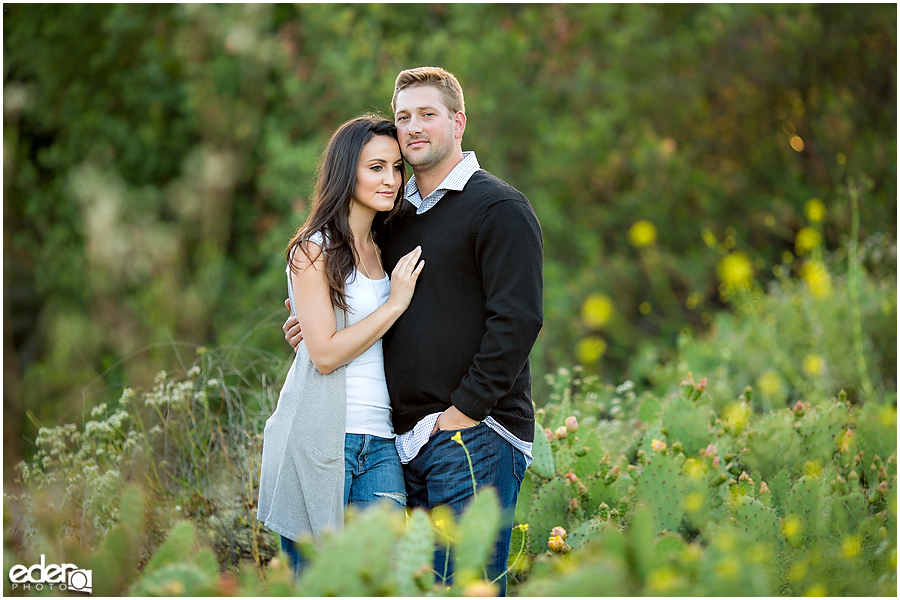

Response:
(396, 115), (409, 122)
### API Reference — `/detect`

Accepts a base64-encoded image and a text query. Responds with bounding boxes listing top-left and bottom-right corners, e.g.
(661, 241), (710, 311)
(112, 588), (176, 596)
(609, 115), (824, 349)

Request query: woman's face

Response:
(352, 135), (403, 215)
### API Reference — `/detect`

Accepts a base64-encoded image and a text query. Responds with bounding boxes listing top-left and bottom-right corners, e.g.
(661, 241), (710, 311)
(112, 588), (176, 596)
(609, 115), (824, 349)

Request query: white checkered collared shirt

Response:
(404, 151), (480, 214)
(394, 151), (534, 467)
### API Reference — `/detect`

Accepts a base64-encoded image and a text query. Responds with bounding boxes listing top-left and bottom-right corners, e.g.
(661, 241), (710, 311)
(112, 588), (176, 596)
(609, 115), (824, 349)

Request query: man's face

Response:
(393, 85), (460, 172)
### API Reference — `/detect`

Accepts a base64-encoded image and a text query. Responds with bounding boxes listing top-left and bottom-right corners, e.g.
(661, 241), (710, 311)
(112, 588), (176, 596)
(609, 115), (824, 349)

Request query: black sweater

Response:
(380, 170), (543, 442)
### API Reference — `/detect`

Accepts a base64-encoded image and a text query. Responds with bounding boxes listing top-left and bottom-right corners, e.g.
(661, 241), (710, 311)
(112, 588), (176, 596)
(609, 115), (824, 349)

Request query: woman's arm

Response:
(291, 241), (423, 375)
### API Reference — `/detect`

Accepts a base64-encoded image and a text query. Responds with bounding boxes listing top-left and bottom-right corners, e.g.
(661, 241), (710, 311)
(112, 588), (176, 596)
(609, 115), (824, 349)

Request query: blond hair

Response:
(391, 66), (465, 115)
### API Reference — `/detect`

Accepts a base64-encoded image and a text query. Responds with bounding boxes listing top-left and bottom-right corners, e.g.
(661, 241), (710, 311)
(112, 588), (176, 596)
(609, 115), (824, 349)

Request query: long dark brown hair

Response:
(286, 115), (407, 311)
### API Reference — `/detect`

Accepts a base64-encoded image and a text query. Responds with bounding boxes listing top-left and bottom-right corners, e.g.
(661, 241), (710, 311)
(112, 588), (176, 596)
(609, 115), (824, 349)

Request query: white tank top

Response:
(293, 232), (394, 438)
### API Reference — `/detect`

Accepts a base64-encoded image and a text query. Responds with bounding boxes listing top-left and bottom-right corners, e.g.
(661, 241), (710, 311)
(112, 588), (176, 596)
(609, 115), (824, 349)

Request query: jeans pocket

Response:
(512, 449), (527, 484)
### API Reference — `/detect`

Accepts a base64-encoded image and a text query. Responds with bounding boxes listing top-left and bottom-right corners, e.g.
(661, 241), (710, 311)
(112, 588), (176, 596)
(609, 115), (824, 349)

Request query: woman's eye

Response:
(371, 165), (382, 171)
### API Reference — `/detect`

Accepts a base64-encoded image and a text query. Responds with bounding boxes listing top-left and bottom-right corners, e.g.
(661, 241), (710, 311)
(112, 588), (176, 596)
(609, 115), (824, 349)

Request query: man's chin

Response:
(402, 153), (430, 168)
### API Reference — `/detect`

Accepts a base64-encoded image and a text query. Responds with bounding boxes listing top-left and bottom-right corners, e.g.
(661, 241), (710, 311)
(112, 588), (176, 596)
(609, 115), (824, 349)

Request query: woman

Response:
(257, 115), (424, 574)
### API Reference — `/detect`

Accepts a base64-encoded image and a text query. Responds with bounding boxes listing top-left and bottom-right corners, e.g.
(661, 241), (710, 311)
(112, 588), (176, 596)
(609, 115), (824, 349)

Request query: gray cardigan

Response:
(257, 266), (348, 542)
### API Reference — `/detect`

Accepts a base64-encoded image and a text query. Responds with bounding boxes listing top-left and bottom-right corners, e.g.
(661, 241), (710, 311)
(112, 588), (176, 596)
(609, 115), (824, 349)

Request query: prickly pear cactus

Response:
(634, 450), (687, 534)
(454, 487), (501, 584)
(830, 488), (868, 535)
(784, 475), (831, 540)
(795, 403), (850, 470)
(583, 465), (624, 512)
(742, 411), (797, 481)
(698, 525), (778, 596)
(393, 508), (437, 596)
(526, 476), (575, 553)
(661, 394), (716, 456)
(296, 503), (404, 596)
(506, 523), (531, 575)
(854, 402), (898, 484)
(566, 514), (613, 550)
(554, 426), (606, 479)
(731, 495), (783, 551)
(530, 418), (556, 480)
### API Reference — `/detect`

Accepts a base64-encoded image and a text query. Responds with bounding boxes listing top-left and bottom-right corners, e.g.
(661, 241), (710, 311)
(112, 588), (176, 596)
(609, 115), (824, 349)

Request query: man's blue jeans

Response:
(403, 422), (527, 596)
(281, 433), (406, 575)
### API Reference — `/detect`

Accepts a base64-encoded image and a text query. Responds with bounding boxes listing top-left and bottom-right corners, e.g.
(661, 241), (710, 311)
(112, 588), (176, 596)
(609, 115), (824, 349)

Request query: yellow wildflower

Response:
(802, 354), (824, 376)
(782, 515), (803, 540)
(795, 227), (821, 255)
(581, 293), (614, 328)
(647, 566), (681, 593)
(757, 370), (783, 396)
(717, 251), (754, 290)
(575, 336), (606, 365)
(789, 560), (808, 582)
(684, 458), (705, 481)
(842, 535), (861, 559)
(684, 491), (704, 512)
(462, 581), (499, 597)
(804, 198), (826, 222)
(715, 557), (740, 580)
(805, 583), (827, 597)
(628, 220), (657, 248)
(804, 460), (823, 479)
(722, 402), (752, 434)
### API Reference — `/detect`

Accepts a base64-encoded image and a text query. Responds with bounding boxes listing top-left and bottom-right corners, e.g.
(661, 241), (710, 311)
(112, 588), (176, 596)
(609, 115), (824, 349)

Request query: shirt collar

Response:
(404, 151), (481, 204)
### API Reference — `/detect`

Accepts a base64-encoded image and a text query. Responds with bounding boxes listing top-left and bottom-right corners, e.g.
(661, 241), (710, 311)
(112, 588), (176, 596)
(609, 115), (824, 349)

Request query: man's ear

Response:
(454, 111), (467, 141)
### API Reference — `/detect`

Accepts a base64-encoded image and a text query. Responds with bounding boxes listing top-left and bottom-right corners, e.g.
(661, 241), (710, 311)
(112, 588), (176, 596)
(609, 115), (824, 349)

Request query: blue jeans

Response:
(404, 422), (527, 596)
(343, 433), (407, 508)
(282, 433), (406, 575)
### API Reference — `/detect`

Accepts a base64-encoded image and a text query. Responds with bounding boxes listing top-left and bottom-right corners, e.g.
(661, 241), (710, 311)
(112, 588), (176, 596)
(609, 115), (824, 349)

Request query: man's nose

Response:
(408, 116), (423, 134)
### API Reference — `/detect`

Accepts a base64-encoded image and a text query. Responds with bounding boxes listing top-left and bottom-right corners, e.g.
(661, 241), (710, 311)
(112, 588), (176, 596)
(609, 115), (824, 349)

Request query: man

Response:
(283, 66), (543, 595)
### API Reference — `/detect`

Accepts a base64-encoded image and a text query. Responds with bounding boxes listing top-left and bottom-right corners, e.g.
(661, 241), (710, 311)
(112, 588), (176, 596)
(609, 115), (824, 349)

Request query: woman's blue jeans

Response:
(281, 433), (406, 575)
(403, 422), (527, 596)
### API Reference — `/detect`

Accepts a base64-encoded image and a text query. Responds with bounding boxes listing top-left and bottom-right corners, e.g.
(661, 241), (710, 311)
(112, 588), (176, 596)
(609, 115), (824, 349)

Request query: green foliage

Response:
(4, 4), (896, 464)
(511, 371), (896, 596)
(3, 5), (896, 594)
(9, 347), (286, 571)
(6, 363), (895, 596)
